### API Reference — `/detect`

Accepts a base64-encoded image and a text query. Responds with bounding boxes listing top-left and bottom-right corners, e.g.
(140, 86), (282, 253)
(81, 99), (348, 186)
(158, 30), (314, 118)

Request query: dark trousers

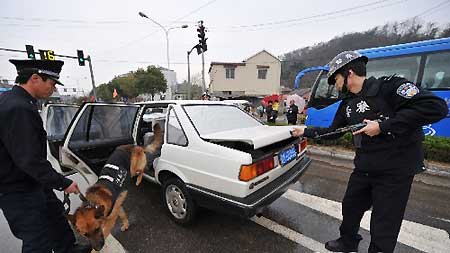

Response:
(0, 188), (75, 253)
(339, 171), (414, 253)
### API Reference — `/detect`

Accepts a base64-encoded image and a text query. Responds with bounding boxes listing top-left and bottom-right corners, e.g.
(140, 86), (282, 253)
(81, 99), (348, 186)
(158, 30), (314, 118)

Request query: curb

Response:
(307, 145), (450, 179)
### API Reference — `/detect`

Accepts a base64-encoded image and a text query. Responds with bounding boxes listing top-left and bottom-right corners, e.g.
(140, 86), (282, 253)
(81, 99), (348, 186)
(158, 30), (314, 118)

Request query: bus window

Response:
(421, 51), (450, 89)
(365, 55), (421, 83)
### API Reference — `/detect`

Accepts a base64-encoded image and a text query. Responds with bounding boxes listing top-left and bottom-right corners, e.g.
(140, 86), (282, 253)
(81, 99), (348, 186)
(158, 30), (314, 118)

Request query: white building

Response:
(209, 50), (281, 99)
(157, 67), (177, 100)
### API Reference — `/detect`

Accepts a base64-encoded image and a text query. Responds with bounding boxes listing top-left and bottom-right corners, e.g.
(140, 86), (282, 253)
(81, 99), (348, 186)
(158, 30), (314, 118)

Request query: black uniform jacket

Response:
(304, 76), (448, 174)
(0, 86), (72, 193)
(97, 148), (132, 202)
(286, 104), (299, 122)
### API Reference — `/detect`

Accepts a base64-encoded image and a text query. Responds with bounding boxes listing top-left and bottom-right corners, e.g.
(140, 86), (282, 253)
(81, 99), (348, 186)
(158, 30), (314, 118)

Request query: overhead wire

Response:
(415, 0), (450, 18)
(94, 0), (219, 56)
(208, 0), (410, 32)
(219, 0), (392, 30)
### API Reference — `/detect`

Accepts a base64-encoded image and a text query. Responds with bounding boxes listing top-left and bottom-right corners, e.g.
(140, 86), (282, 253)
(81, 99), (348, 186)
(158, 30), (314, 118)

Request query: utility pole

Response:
(187, 50), (191, 100)
(187, 45), (200, 100)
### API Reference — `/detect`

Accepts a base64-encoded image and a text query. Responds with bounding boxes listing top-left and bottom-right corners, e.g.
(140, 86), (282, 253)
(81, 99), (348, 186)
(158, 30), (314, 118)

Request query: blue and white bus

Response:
(0, 87), (12, 94)
(295, 37), (450, 137)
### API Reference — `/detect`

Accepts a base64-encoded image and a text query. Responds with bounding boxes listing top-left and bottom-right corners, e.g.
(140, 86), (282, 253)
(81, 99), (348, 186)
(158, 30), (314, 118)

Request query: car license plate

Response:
(279, 146), (297, 166)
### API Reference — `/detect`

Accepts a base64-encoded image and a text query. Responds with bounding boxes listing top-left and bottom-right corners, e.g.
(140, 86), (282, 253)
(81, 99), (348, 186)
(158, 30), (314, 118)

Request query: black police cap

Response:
(9, 59), (65, 86)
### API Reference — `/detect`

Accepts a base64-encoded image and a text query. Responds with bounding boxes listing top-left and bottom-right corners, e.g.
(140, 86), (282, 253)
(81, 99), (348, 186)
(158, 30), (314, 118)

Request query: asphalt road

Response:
(2, 157), (449, 252)
(112, 158), (450, 253)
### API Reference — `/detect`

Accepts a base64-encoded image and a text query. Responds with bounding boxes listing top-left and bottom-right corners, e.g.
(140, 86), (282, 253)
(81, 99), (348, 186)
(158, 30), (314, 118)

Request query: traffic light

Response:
(26, 45), (35, 60)
(197, 23), (207, 52)
(77, 50), (85, 66)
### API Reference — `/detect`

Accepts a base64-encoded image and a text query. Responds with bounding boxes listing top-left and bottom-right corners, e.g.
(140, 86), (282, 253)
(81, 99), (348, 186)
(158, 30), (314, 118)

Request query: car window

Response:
(70, 105), (139, 142)
(183, 105), (262, 135)
(167, 108), (187, 146)
(46, 106), (78, 140)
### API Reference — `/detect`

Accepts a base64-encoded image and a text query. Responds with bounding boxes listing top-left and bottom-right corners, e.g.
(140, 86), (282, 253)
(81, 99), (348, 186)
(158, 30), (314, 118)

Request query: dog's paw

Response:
(120, 222), (129, 232)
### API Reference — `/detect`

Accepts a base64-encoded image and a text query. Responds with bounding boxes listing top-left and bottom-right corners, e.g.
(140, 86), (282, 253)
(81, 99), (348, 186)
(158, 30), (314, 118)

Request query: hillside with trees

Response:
(280, 18), (450, 88)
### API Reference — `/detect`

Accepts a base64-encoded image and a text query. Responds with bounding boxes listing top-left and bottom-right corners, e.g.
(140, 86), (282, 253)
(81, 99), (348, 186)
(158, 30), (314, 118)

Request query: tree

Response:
(178, 80), (203, 99)
(96, 83), (113, 101)
(135, 66), (167, 100)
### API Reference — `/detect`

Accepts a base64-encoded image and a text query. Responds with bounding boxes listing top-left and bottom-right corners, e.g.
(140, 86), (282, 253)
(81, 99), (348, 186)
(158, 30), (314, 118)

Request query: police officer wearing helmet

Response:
(291, 51), (448, 252)
(0, 59), (91, 252)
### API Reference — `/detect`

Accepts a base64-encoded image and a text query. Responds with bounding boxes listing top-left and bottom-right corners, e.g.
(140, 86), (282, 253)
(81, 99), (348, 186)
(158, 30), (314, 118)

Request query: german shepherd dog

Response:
(67, 124), (163, 251)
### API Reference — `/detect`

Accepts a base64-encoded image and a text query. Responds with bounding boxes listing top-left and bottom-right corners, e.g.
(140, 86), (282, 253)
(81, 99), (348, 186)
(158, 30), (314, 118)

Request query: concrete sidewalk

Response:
(307, 145), (450, 188)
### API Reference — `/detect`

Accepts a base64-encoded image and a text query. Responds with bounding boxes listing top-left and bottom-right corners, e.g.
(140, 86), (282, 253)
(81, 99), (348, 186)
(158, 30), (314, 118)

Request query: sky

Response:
(1, 0), (449, 93)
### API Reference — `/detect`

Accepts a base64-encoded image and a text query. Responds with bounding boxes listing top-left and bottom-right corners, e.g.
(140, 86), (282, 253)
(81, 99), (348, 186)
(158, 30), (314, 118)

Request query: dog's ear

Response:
(94, 205), (105, 219)
(130, 146), (146, 179)
(66, 214), (76, 225)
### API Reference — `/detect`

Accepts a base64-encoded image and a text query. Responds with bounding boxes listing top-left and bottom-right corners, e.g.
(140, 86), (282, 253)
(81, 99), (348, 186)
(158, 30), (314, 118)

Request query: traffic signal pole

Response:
(201, 51), (205, 92)
(187, 50), (191, 100)
(0, 46), (97, 101)
(196, 21), (208, 93)
(86, 55), (97, 101)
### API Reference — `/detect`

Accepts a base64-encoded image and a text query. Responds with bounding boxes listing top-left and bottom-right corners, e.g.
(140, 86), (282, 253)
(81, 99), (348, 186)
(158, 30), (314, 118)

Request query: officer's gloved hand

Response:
(291, 126), (306, 137)
(352, 119), (381, 137)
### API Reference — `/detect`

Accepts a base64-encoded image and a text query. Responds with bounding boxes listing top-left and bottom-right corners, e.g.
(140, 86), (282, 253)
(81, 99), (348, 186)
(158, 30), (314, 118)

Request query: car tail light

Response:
(239, 156), (275, 182)
(298, 138), (307, 153)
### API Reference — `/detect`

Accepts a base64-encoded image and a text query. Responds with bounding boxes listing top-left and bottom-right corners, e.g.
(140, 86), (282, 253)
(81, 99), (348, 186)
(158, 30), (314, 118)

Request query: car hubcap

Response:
(165, 184), (187, 219)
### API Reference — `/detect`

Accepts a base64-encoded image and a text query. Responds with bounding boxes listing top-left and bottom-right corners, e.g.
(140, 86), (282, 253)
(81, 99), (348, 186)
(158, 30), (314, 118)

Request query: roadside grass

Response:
(309, 133), (450, 163)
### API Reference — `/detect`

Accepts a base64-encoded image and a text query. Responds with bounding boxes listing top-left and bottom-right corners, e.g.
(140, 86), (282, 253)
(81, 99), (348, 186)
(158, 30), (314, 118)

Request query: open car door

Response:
(60, 103), (141, 186)
(42, 103), (79, 175)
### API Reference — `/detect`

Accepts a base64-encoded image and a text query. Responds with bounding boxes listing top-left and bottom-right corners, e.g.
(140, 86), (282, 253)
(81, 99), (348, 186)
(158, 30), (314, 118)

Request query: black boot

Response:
(325, 237), (360, 252)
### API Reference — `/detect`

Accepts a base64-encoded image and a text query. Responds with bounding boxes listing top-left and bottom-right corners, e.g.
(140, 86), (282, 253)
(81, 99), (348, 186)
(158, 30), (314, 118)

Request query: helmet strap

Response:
(339, 70), (350, 97)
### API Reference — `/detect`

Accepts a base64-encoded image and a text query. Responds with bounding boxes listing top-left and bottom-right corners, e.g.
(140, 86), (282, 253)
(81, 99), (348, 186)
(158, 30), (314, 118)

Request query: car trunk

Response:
(202, 125), (300, 160)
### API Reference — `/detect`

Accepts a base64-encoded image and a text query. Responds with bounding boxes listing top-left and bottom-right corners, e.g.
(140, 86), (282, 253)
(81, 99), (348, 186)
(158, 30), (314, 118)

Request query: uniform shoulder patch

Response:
(396, 82), (419, 99)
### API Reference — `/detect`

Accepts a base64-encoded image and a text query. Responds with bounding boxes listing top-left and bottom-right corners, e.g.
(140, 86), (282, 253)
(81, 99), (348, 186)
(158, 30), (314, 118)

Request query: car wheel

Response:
(162, 178), (196, 225)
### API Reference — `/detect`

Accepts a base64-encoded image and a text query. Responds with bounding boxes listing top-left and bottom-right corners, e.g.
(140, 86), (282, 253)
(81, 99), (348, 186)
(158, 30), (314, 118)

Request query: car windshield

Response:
(183, 105), (262, 135)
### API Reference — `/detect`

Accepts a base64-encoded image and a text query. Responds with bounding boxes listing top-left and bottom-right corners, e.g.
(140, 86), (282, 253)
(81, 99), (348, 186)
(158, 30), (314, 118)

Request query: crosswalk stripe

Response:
(282, 189), (450, 253)
(251, 216), (331, 253)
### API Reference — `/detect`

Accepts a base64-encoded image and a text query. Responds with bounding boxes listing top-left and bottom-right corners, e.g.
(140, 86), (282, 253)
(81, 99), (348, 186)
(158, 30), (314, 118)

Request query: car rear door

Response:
(60, 103), (140, 184)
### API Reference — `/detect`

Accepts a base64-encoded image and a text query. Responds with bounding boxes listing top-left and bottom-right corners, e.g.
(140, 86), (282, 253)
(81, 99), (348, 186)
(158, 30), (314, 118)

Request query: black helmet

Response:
(327, 51), (368, 85)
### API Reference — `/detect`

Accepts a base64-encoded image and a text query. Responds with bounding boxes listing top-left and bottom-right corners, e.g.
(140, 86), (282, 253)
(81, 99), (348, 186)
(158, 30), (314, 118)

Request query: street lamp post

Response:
(139, 11), (188, 69)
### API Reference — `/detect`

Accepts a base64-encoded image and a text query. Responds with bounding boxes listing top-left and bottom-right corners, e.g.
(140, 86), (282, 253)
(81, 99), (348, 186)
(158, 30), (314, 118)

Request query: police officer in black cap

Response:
(291, 51), (448, 252)
(0, 59), (91, 252)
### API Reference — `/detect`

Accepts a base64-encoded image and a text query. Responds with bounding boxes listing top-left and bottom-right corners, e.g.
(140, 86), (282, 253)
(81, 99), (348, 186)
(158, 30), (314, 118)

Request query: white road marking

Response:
(251, 216), (331, 253)
(432, 217), (450, 223)
(283, 189), (450, 253)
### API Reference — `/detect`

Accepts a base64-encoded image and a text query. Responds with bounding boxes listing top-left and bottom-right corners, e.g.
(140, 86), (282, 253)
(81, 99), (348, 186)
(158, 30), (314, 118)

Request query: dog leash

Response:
(63, 193), (71, 215)
(63, 192), (90, 215)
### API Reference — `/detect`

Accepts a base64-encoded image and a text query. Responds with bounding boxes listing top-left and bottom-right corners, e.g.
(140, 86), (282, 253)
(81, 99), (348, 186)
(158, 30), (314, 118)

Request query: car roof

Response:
(221, 100), (250, 105)
(135, 100), (234, 106)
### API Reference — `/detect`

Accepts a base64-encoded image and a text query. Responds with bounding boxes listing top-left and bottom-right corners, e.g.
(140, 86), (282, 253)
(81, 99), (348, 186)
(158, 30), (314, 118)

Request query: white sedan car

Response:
(48, 100), (311, 225)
